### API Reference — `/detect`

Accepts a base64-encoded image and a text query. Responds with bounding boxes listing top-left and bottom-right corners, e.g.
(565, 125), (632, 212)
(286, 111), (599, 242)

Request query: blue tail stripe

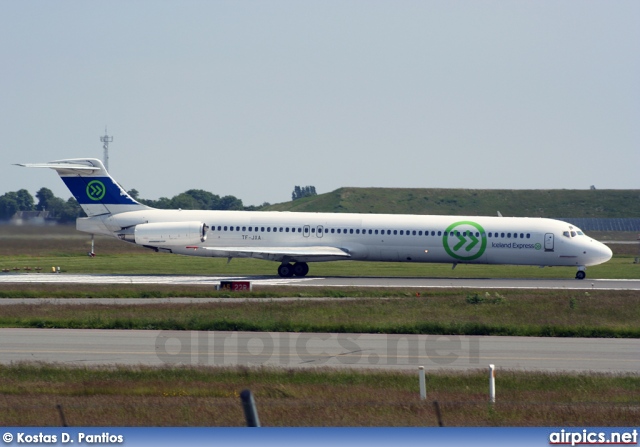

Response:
(62, 177), (138, 205)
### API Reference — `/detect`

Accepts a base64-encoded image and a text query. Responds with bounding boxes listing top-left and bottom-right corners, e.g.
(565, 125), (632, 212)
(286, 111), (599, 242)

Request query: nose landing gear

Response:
(575, 266), (586, 280)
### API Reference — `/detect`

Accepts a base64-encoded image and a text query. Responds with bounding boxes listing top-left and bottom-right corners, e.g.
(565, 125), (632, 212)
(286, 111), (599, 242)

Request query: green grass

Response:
(0, 289), (638, 338)
(0, 364), (637, 426)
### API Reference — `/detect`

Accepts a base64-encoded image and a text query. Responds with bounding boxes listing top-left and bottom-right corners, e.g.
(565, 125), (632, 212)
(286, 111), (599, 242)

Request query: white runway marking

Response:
(0, 273), (313, 286)
(1, 273), (639, 290)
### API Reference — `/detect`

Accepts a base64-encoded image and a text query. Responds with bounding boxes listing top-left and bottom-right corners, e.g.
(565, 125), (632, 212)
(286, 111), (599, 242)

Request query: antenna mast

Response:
(100, 127), (113, 172)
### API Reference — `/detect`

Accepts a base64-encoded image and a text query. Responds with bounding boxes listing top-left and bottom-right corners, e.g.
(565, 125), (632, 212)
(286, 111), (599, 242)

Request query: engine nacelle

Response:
(117, 221), (207, 246)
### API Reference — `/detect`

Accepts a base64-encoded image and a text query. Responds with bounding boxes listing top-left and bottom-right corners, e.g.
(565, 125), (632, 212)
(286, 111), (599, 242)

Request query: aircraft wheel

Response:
(278, 263), (294, 278)
(575, 270), (586, 280)
(293, 262), (309, 277)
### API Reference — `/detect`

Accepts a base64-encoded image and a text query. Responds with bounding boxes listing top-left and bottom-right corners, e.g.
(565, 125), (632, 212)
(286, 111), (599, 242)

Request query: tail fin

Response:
(16, 158), (152, 217)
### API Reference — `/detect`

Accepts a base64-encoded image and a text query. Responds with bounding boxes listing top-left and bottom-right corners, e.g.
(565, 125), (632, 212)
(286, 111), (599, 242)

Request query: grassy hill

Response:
(265, 188), (640, 218)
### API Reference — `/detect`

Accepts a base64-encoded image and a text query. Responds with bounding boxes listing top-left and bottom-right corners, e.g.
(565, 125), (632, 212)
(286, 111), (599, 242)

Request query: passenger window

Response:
(337, 229), (341, 234)
(242, 227), (246, 231)
(267, 227), (271, 232)
(399, 230), (403, 235)
(507, 233), (511, 238)
(311, 228), (315, 233)
(350, 229), (354, 234)
(526, 234), (530, 238)
(374, 230), (378, 235)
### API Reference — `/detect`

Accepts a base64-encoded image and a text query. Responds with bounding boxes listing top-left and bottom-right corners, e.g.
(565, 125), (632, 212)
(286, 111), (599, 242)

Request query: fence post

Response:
(56, 404), (68, 427)
(240, 389), (261, 427)
(433, 400), (444, 427)
(489, 364), (496, 404)
(419, 366), (426, 400)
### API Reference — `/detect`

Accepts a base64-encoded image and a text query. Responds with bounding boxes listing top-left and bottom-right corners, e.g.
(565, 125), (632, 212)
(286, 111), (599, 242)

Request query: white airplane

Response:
(18, 158), (613, 280)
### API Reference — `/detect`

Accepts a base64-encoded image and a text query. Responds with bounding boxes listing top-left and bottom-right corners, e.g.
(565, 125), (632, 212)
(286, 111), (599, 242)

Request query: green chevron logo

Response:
(86, 180), (106, 201)
(443, 221), (487, 261)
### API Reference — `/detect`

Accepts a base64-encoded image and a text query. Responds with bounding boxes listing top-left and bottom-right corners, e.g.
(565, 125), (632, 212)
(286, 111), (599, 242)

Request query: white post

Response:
(419, 366), (426, 400)
(489, 364), (496, 403)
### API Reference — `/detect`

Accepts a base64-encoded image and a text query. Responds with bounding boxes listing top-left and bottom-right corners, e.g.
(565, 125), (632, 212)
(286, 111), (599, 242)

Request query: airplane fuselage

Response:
(78, 209), (613, 269)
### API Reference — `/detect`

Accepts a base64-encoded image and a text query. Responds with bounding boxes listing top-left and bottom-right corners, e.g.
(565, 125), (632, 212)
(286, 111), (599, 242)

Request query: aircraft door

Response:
(303, 225), (310, 238)
(544, 233), (554, 252)
(316, 225), (324, 238)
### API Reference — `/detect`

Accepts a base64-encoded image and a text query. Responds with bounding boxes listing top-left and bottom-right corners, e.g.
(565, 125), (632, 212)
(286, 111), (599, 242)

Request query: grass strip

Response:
(0, 364), (637, 426)
(0, 289), (638, 338)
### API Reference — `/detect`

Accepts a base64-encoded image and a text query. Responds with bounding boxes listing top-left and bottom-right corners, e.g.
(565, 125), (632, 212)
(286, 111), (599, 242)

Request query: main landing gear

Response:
(575, 266), (586, 280)
(278, 262), (309, 278)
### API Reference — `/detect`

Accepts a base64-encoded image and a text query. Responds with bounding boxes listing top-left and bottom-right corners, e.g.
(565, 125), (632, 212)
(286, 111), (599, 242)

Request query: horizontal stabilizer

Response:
(14, 162), (101, 172)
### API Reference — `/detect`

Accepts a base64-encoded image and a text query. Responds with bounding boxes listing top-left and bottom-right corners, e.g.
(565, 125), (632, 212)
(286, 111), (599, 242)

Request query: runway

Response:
(1, 274), (637, 374)
(1, 273), (639, 290)
(1, 328), (638, 373)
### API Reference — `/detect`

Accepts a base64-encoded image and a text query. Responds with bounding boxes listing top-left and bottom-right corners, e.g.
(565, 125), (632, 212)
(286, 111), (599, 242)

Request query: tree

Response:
(57, 198), (84, 223)
(15, 189), (35, 211)
(218, 195), (244, 210)
(35, 187), (55, 211)
(170, 193), (200, 210)
(0, 195), (19, 220)
(183, 189), (220, 209)
(292, 185), (317, 201)
(0, 189), (35, 220)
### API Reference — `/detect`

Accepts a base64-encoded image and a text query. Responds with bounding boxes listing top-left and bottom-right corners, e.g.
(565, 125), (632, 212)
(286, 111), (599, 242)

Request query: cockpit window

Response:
(563, 231), (570, 238)
(577, 231), (584, 236)
(570, 231), (577, 237)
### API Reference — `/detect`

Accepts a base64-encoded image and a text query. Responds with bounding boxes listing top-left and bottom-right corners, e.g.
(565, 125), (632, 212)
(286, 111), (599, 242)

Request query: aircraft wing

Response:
(194, 245), (351, 263)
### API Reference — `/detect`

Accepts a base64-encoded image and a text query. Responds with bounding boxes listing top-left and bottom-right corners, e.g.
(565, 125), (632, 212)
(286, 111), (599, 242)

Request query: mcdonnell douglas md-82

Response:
(18, 158), (612, 279)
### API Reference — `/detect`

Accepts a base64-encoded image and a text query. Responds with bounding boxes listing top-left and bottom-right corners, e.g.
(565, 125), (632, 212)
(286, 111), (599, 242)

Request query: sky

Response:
(1, 1), (638, 207)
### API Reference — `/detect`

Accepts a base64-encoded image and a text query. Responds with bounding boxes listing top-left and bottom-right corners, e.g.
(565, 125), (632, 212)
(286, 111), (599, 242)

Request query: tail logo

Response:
(86, 180), (106, 201)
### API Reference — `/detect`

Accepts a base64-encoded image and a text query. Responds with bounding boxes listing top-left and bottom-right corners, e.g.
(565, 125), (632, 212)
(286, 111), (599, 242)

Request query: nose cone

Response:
(587, 240), (613, 266)
(600, 243), (613, 263)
